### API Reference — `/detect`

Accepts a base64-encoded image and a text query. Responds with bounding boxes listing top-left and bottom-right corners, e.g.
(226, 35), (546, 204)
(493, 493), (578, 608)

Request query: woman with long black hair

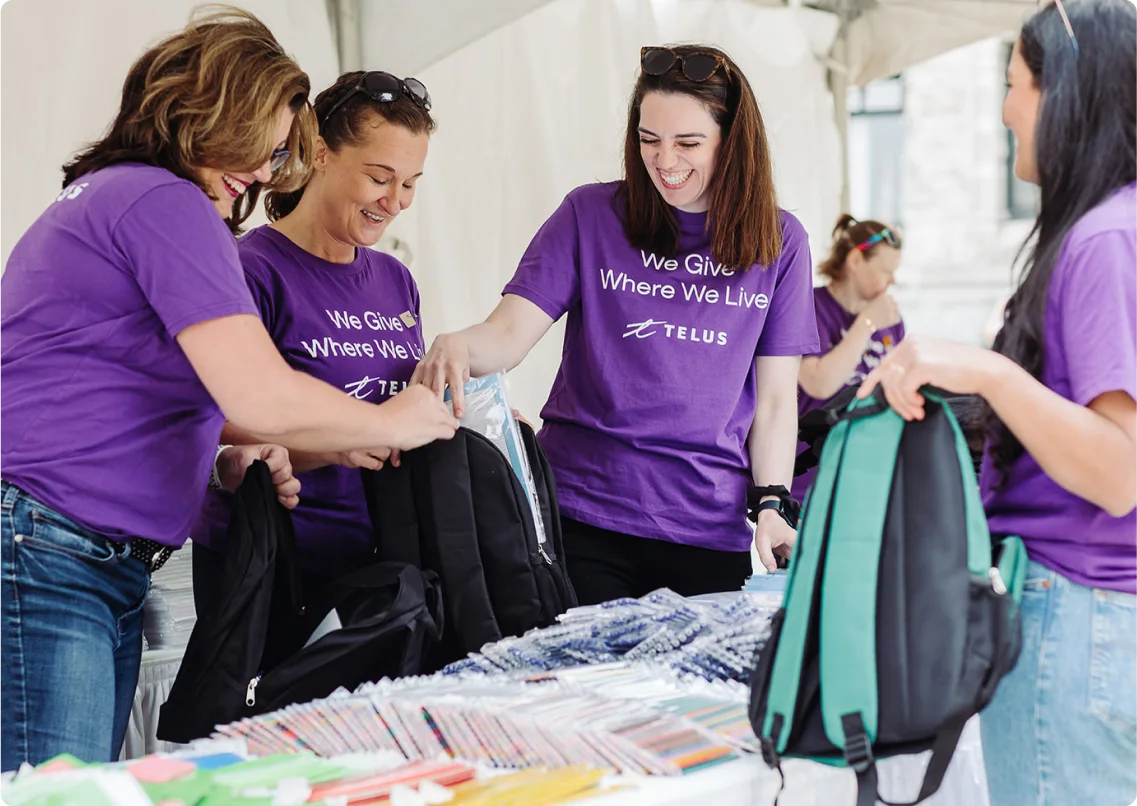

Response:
(861, 1), (1136, 802)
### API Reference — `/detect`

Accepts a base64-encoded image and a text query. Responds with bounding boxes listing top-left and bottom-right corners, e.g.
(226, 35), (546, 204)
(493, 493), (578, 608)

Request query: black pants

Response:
(561, 517), (752, 605)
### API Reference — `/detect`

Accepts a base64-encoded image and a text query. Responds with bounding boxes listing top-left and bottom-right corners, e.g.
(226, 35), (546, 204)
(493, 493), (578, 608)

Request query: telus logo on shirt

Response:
(623, 318), (728, 346)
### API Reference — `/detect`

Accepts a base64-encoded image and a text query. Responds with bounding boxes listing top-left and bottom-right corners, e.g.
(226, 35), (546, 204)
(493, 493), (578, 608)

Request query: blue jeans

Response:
(1, 482), (150, 771)
(981, 560), (1136, 806)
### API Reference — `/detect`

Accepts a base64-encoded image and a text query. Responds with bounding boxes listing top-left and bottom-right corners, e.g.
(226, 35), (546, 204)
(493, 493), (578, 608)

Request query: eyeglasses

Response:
(855, 228), (901, 251)
(269, 147), (290, 172)
(640, 47), (728, 82)
(1049, 0), (1080, 60)
(322, 71), (432, 124)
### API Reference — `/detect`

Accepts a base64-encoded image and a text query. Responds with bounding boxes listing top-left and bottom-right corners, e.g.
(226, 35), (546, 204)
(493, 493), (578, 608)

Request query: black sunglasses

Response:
(640, 47), (728, 82)
(322, 71), (432, 124)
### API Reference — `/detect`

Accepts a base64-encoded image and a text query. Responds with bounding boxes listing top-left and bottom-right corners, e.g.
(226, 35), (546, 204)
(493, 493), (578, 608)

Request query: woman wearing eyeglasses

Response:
(861, 1), (1136, 803)
(0, 12), (456, 770)
(414, 45), (819, 604)
(192, 70), (437, 596)
(792, 214), (903, 502)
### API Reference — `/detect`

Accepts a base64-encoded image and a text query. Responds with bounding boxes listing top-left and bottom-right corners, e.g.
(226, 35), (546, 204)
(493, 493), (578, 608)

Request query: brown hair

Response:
(816, 213), (903, 280)
(621, 44), (779, 271)
(61, 5), (316, 234)
(264, 71), (437, 221)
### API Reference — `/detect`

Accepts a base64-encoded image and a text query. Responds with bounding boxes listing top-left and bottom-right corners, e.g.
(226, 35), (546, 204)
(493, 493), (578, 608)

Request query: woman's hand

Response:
(375, 384), (460, 450)
(411, 333), (472, 417)
(754, 509), (796, 573)
(331, 448), (391, 471)
(858, 292), (901, 332)
(217, 444), (301, 509)
(858, 335), (1002, 420)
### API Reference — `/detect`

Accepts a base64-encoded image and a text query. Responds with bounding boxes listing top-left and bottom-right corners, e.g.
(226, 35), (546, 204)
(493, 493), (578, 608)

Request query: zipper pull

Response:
(538, 544), (553, 566)
(988, 567), (1007, 595)
(246, 675), (261, 707)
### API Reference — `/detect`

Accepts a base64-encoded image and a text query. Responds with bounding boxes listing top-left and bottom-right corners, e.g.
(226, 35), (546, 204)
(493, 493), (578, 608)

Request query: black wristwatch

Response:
(746, 484), (801, 530)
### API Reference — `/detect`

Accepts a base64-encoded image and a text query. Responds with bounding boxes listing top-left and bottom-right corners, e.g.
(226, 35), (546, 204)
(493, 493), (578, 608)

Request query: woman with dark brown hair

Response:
(414, 45), (819, 603)
(0, 7), (455, 769)
(194, 69), (438, 598)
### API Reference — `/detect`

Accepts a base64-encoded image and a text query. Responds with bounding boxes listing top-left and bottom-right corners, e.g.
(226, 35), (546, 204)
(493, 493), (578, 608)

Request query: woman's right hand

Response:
(375, 384), (459, 451)
(411, 333), (472, 417)
(859, 292), (901, 332)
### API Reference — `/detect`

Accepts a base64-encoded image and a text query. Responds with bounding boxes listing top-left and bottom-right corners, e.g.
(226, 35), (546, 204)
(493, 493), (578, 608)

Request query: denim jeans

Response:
(1, 481), (150, 771)
(981, 560), (1136, 806)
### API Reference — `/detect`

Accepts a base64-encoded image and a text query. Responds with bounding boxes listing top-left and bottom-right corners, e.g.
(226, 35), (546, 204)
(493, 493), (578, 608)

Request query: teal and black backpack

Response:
(749, 388), (1027, 806)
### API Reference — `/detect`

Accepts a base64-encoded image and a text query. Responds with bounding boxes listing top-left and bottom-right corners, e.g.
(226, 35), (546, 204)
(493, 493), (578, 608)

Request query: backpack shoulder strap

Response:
(819, 402), (904, 750)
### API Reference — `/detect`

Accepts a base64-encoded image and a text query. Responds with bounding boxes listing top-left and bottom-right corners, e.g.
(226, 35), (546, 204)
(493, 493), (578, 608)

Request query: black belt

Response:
(130, 538), (174, 574)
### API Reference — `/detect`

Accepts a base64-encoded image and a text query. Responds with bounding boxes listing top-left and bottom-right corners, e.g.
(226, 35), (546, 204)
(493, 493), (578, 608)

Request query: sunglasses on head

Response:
(1048, 0), (1080, 60)
(856, 228), (900, 251)
(640, 47), (728, 83)
(322, 71), (432, 124)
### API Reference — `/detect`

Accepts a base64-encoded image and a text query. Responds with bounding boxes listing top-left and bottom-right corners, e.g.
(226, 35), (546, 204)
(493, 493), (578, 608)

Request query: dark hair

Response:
(987, 0), (1137, 484)
(817, 213), (902, 280)
(62, 5), (315, 235)
(620, 44), (780, 271)
(265, 71), (437, 221)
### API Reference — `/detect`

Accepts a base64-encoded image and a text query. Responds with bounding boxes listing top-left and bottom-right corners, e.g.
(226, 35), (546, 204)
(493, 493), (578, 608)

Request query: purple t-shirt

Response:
(981, 183), (1137, 594)
(193, 226), (424, 577)
(503, 182), (819, 552)
(1, 163), (256, 546)
(792, 285), (906, 501)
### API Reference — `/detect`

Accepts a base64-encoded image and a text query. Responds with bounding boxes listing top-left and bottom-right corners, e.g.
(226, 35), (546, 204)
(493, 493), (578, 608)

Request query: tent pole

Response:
(829, 29), (851, 213)
(330, 0), (363, 73)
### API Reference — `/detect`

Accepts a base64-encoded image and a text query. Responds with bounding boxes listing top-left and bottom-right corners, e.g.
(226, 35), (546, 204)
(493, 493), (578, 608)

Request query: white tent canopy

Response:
(0, 0), (1029, 418)
(330, 0), (1033, 84)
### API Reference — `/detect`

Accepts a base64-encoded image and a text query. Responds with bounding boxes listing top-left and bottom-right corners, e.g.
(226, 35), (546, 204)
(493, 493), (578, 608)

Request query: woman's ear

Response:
(844, 246), (865, 275)
(311, 136), (330, 171)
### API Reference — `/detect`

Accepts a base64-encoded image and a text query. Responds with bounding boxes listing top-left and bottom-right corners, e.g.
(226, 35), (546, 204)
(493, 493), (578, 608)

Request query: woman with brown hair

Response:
(0, 8), (455, 769)
(792, 214), (904, 502)
(414, 45), (818, 603)
(193, 69), (437, 596)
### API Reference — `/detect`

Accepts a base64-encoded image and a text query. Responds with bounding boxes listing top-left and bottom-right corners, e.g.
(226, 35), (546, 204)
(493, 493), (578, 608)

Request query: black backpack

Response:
(362, 420), (577, 671)
(157, 461), (442, 743)
(750, 389), (1026, 806)
(796, 386), (987, 478)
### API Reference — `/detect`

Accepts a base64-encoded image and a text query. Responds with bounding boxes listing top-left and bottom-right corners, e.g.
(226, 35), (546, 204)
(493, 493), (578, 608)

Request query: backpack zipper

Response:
(246, 674), (262, 707)
(988, 567), (1007, 595)
(538, 544), (552, 565)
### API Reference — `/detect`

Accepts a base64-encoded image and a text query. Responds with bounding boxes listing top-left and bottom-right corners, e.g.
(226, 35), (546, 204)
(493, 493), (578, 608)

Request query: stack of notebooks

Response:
(208, 663), (757, 777)
(141, 541), (197, 651)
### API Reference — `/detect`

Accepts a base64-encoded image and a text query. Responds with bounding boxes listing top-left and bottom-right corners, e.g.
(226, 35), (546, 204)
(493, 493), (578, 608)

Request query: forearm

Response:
(463, 318), (524, 377)
(799, 320), (872, 399)
(981, 356), (1137, 516)
(227, 370), (393, 454)
(748, 380), (800, 497)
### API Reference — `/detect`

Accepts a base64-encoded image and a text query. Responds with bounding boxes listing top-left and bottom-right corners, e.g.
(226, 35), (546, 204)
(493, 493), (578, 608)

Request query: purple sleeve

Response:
(1056, 233), (1137, 406)
(756, 214), (822, 357)
(501, 194), (582, 320)
(112, 183), (256, 337)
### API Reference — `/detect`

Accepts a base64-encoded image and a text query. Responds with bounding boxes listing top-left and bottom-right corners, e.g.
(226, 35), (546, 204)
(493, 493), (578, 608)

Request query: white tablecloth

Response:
(121, 648), (187, 760)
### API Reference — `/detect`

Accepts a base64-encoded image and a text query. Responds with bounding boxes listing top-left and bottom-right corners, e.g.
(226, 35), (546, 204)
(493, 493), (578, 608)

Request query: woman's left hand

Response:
(754, 509), (796, 573)
(858, 335), (1000, 421)
(218, 444), (302, 509)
